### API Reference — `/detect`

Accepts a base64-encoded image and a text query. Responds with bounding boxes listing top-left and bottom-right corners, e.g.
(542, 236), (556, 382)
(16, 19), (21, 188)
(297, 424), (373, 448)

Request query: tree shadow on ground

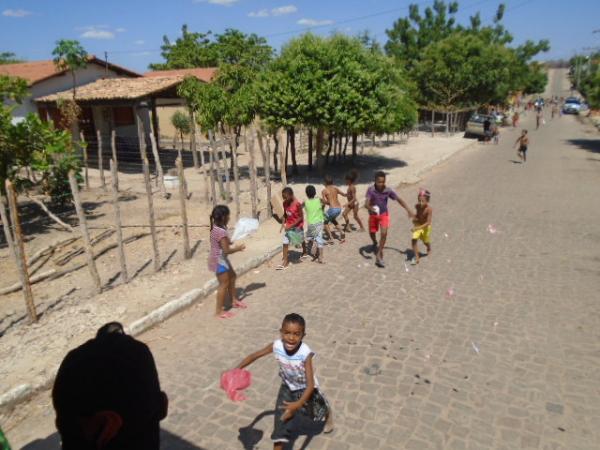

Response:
(566, 138), (600, 154)
(238, 409), (325, 450)
(239, 282), (266, 301)
(20, 429), (207, 450)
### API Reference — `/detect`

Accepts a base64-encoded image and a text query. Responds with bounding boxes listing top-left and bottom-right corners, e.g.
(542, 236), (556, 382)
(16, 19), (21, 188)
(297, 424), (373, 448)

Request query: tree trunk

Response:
(111, 128), (118, 191)
(96, 129), (106, 190)
(228, 133), (241, 220)
(360, 133), (365, 154)
(308, 128), (313, 170)
(196, 127), (210, 205)
(189, 110), (199, 168)
(0, 194), (16, 261)
(246, 128), (258, 219)
(279, 129), (287, 187)
(80, 131), (89, 190)
(284, 129), (290, 176)
(149, 133), (167, 198)
(352, 133), (357, 159)
(219, 135), (231, 202)
(326, 133), (334, 165)
(272, 134), (279, 174)
(316, 128), (325, 174)
(290, 128), (298, 174)
(263, 133), (273, 218)
(208, 130), (225, 202)
(431, 110), (435, 137)
(207, 141), (217, 208)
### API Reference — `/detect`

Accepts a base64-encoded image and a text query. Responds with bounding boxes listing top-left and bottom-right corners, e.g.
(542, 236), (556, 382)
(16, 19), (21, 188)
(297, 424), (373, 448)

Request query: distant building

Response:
(0, 56), (140, 122)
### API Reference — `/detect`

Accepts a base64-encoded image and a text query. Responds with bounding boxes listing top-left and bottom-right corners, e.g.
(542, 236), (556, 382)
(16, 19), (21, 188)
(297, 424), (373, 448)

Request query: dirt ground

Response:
(0, 131), (474, 416)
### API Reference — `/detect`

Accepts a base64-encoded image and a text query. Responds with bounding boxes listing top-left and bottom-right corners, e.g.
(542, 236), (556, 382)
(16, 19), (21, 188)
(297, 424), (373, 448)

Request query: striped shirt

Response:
(208, 226), (228, 272)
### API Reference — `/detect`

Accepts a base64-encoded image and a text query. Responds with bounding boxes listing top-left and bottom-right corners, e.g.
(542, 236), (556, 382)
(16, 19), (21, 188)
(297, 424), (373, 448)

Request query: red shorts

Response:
(369, 212), (390, 233)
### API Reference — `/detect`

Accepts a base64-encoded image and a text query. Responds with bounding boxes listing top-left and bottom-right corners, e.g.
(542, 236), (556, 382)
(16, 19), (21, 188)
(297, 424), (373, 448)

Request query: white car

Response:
(562, 97), (582, 114)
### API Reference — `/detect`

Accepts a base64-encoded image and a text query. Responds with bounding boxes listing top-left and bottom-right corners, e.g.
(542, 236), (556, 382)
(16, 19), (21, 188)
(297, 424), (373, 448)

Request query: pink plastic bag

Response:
(220, 368), (252, 401)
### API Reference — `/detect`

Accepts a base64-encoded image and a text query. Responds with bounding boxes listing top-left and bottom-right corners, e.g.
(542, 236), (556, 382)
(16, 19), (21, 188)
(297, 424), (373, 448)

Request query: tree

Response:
(52, 40), (88, 99)
(0, 52), (23, 65)
(171, 110), (192, 146)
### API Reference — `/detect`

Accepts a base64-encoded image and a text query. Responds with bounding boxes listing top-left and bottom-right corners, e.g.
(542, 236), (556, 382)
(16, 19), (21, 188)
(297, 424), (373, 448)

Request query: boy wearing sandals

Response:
(236, 313), (333, 449)
(278, 187), (307, 270)
(303, 185), (326, 264)
(365, 171), (414, 268)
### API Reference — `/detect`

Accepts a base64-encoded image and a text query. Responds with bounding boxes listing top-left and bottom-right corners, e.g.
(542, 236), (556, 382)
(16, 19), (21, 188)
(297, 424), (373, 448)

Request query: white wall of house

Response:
(12, 64), (130, 119)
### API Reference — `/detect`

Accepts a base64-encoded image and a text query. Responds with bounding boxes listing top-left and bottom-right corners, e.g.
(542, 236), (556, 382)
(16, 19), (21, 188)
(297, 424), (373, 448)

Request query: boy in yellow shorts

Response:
(410, 189), (432, 265)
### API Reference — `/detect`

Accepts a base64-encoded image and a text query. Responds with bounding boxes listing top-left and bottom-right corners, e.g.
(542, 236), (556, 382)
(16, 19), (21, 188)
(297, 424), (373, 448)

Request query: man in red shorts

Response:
(365, 171), (414, 267)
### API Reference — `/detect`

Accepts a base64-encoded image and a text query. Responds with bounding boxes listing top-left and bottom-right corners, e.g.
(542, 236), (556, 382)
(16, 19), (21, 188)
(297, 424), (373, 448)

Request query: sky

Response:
(2, 0), (600, 73)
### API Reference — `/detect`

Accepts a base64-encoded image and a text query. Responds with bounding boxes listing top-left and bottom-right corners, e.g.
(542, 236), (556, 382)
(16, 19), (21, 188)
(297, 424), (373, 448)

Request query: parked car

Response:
(464, 113), (496, 138)
(562, 97), (582, 114)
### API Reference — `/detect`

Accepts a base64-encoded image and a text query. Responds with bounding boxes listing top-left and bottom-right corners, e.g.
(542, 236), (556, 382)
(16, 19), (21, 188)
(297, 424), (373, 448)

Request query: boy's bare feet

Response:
(324, 412), (334, 434)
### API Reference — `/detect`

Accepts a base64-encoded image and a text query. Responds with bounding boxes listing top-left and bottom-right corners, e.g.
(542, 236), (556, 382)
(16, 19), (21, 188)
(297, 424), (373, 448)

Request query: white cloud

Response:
(115, 27), (126, 33)
(272, 5), (297, 16)
(79, 26), (115, 40)
(2, 9), (32, 18)
(134, 40), (145, 45)
(248, 9), (269, 18)
(195, 0), (239, 5)
(249, 4), (297, 18)
(297, 18), (333, 26)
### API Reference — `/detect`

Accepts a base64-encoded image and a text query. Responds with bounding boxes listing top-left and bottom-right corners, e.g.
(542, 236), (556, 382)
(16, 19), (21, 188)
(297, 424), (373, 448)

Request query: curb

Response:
(0, 244), (283, 413)
(0, 138), (477, 412)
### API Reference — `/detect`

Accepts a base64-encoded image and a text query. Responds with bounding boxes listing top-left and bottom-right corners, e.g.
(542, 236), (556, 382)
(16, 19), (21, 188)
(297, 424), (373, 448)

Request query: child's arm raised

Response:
(281, 354), (316, 421)
(236, 343), (273, 369)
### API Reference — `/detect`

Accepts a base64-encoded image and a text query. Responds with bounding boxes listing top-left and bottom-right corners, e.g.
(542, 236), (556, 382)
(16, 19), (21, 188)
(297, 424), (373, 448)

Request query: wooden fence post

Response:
(208, 130), (225, 201)
(176, 158), (191, 259)
(0, 193), (16, 260)
(110, 159), (128, 283)
(68, 171), (102, 293)
(149, 133), (167, 198)
(96, 129), (106, 190)
(229, 133), (241, 221)
(111, 128), (119, 190)
(80, 131), (89, 190)
(279, 129), (287, 187)
(190, 110), (199, 169)
(208, 144), (217, 208)
(197, 130), (210, 205)
(246, 128), (258, 218)
(5, 181), (37, 322)
(142, 158), (161, 272)
(262, 132), (273, 217)
(219, 136), (232, 201)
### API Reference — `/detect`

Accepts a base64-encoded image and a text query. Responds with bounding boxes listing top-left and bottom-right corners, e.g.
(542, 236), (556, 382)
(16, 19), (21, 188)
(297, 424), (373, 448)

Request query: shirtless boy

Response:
(322, 175), (346, 243)
(514, 129), (529, 163)
(411, 189), (432, 265)
(342, 170), (365, 233)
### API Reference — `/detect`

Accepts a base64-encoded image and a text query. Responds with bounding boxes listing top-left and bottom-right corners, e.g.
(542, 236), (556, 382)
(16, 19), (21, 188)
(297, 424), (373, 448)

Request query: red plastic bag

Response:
(220, 368), (252, 401)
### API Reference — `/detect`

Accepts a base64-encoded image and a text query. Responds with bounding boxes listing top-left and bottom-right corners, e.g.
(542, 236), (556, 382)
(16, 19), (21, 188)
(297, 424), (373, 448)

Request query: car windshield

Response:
(565, 98), (580, 104)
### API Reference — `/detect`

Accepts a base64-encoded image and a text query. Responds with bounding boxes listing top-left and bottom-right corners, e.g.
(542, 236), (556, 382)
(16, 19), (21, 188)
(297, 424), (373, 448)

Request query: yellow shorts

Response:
(412, 225), (432, 244)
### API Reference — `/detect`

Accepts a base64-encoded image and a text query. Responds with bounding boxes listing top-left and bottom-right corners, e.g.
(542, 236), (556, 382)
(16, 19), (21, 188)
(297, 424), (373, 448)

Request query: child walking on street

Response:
(236, 313), (333, 449)
(209, 205), (246, 319)
(514, 129), (529, 163)
(411, 189), (433, 265)
(278, 187), (307, 270)
(365, 171), (414, 268)
(303, 185), (326, 263)
(322, 175), (346, 244)
(342, 170), (365, 233)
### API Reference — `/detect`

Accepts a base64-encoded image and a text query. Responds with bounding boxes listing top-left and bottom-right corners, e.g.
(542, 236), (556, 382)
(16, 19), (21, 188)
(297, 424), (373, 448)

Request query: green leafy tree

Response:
(171, 110), (192, 144)
(0, 51), (23, 65)
(150, 25), (217, 70)
(52, 40), (88, 99)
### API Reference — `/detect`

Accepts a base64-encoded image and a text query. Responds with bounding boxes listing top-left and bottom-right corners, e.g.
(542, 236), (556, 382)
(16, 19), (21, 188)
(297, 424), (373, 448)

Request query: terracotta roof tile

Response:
(0, 56), (140, 86)
(144, 68), (217, 83)
(35, 76), (187, 102)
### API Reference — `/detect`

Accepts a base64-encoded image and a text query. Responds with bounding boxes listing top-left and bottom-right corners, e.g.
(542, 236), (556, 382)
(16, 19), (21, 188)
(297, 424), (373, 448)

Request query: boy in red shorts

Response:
(365, 171), (414, 267)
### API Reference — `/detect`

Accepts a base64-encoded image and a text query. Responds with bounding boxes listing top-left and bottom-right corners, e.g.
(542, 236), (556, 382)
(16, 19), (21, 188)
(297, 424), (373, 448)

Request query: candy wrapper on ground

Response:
(220, 368), (252, 401)
(231, 218), (259, 242)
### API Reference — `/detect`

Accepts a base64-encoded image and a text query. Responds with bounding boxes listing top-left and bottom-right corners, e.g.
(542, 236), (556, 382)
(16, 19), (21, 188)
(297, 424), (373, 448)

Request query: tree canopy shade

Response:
(150, 26), (273, 71)
(571, 52), (600, 109)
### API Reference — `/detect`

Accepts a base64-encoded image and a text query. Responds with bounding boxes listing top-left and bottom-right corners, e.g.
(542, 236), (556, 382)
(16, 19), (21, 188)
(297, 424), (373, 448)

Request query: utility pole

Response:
(104, 51), (109, 78)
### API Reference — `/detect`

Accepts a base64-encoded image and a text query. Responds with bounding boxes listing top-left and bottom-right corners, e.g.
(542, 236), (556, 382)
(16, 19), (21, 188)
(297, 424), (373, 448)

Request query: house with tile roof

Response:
(0, 56), (141, 122)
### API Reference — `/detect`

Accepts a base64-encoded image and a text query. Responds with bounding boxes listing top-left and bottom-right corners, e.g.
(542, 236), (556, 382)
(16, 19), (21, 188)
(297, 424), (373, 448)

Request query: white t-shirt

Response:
(273, 339), (319, 391)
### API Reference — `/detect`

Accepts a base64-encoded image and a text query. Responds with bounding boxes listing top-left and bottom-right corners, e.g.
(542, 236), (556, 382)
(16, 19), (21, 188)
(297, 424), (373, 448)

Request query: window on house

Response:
(113, 107), (135, 126)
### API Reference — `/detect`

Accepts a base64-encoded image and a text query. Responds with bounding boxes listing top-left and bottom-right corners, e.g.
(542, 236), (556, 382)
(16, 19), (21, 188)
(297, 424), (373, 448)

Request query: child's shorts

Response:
(282, 227), (304, 246)
(305, 223), (325, 249)
(271, 383), (330, 443)
(368, 212), (390, 233)
(324, 208), (342, 224)
(412, 225), (432, 244)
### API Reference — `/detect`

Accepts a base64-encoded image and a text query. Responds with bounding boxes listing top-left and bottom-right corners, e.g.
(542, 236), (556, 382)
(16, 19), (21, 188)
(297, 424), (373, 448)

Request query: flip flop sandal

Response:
(275, 265), (289, 271)
(218, 311), (235, 319)
(233, 300), (248, 309)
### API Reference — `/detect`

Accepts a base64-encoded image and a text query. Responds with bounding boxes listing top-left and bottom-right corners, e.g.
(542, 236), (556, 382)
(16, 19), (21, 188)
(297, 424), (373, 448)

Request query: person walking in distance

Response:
(303, 185), (326, 264)
(365, 171), (414, 267)
(514, 130), (529, 163)
(342, 170), (366, 233)
(410, 189), (433, 265)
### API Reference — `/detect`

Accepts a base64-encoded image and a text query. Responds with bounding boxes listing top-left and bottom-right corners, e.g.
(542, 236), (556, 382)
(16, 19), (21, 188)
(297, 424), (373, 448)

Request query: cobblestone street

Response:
(8, 107), (600, 449)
